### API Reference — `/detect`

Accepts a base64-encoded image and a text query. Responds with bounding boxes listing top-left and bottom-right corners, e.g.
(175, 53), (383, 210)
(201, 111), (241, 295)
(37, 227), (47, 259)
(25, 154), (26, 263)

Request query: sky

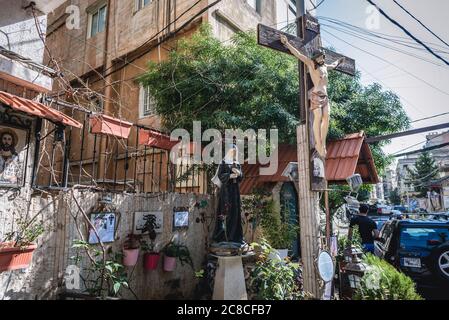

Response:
(276, 0), (449, 169)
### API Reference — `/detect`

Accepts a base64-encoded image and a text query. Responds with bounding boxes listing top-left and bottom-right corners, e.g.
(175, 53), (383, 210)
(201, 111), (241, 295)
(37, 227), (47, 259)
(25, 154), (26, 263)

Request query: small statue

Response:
(280, 35), (345, 158)
(211, 144), (245, 249)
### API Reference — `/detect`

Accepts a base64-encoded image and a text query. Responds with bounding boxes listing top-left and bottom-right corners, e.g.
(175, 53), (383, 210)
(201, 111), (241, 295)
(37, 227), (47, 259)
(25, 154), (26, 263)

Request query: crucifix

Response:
(258, 15), (355, 191)
(258, 14), (355, 298)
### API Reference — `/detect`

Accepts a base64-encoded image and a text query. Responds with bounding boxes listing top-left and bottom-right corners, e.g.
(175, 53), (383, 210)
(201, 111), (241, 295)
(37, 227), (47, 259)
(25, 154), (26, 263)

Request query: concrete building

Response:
(37, 0), (277, 192)
(396, 130), (449, 206)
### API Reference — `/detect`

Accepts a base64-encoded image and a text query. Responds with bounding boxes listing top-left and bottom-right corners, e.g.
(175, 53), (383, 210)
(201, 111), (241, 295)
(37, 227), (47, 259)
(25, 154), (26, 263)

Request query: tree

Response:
(139, 24), (410, 174)
(407, 152), (439, 197)
(389, 188), (401, 205)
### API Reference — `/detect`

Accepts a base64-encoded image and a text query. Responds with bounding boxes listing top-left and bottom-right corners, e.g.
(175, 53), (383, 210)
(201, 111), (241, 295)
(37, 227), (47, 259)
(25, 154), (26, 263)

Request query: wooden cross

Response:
(258, 14), (355, 191)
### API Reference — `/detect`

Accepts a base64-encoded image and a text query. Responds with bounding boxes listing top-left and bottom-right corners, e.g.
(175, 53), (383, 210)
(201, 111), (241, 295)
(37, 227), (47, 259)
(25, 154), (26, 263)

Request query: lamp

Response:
(346, 174), (363, 193)
(343, 246), (366, 290)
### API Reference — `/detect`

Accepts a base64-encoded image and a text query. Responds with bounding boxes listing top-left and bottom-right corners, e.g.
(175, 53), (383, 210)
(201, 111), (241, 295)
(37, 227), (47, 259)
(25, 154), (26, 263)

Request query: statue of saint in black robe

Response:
(212, 160), (244, 244)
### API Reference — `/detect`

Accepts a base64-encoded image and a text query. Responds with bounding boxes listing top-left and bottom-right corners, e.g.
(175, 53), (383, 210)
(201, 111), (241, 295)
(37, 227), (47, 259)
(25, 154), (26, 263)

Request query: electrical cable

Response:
(322, 29), (449, 98)
(365, 0), (449, 66)
(392, 0), (449, 49)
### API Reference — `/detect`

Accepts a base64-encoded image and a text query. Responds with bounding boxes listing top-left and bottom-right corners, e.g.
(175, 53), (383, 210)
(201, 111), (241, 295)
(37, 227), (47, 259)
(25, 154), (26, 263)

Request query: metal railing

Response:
(32, 107), (211, 195)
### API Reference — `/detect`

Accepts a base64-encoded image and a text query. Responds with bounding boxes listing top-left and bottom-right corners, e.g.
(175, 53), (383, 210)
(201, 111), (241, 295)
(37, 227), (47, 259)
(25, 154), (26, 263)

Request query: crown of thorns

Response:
(311, 49), (326, 61)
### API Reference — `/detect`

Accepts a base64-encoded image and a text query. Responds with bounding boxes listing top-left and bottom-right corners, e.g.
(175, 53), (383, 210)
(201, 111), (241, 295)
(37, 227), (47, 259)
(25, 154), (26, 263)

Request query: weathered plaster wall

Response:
(0, 190), (215, 300)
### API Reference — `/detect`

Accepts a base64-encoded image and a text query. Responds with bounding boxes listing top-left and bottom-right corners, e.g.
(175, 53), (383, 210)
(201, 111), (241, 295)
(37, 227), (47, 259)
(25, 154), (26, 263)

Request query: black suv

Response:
(374, 215), (449, 299)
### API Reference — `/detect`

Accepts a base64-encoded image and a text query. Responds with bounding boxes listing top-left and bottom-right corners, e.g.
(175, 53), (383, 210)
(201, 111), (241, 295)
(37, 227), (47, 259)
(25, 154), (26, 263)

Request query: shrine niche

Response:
(0, 125), (29, 187)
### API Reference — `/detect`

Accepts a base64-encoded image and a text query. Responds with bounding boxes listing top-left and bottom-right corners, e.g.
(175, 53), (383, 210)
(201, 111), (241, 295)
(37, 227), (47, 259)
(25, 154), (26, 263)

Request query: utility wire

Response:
(392, 0), (449, 49)
(322, 30), (449, 98)
(318, 16), (449, 54)
(366, 0), (449, 66)
(411, 112), (449, 123)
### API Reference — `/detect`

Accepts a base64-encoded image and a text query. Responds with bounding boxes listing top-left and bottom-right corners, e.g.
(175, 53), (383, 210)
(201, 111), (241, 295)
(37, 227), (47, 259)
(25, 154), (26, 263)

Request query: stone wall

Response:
(0, 190), (215, 300)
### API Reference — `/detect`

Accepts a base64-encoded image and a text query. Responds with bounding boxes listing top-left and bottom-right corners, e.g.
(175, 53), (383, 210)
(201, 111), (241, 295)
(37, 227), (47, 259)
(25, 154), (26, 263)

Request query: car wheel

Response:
(430, 245), (449, 282)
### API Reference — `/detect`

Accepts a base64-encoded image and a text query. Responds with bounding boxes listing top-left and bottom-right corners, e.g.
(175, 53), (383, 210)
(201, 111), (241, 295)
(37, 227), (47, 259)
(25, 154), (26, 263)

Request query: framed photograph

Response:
(88, 212), (116, 244)
(173, 208), (189, 229)
(0, 125), (30, 187)
(133, 211), (163, 234)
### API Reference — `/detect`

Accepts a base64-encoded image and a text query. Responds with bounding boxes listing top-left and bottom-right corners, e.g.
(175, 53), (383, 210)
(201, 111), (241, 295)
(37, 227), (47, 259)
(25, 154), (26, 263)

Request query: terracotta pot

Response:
(163, 255), (177, 272)
(89, 114), (132, 139)
(144, 253), (160, 270)
(0, 243), (37, 272)
(123, 248), (139, 267)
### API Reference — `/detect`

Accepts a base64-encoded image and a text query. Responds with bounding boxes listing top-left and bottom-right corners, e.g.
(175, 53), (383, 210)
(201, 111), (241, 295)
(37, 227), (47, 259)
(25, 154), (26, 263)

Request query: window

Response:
(400, 227), (449, 250)
(88, 4), (107, 38)
(139, 85), (156, 117)
(135, 0), (152, 12)
(247, 0), (261, 14)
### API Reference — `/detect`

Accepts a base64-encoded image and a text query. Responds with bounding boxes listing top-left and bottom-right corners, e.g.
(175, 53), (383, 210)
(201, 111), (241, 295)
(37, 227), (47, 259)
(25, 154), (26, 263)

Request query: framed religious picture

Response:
(0, 125), (30, 188)
(173, 207), (189, 229)
(133, 211), (163, 235)
(88, 212), (116, 244)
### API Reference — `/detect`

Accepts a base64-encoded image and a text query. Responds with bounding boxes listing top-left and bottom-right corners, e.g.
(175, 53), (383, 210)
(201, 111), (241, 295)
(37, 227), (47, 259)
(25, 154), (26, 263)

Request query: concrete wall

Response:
(0, 189), (215, 300)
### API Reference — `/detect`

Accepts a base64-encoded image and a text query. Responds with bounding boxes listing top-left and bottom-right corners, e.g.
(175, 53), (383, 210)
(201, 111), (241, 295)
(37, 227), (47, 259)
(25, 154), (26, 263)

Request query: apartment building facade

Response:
(41, 0), (277, 193)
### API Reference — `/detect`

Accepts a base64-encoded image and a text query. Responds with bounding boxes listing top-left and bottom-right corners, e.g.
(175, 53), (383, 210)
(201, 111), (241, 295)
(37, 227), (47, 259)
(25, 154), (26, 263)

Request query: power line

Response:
(392, 0), (449, 49)
(318, 16), (449, 54)
(322, 30), (449, 98)
(366, 0), (449, 66)
(411, 112), (449, 123)
(393, 141), (449, 158)
(321, 23), (448, 68)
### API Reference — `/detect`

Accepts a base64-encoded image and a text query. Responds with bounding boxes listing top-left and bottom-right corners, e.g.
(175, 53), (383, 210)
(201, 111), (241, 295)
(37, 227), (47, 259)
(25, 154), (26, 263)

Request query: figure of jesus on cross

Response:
(280, 35), (345, 158)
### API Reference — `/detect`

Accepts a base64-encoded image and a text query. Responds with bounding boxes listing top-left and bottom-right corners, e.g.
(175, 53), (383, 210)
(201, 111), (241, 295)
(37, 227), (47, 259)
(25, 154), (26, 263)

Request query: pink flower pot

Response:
(123, 248), (139, 267)
(144, 253), (160, 270)
(163, 256), (177, 272)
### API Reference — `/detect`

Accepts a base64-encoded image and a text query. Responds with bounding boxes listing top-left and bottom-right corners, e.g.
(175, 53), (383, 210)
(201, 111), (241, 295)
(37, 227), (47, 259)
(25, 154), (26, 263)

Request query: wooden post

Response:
(297, 124), (321, 297)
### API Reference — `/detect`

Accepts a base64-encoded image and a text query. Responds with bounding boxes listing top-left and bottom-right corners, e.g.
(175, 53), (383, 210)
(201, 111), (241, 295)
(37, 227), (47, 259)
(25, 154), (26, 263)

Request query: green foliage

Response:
(71, 240), (130, 298)
(389, 188), (402, 205)
(406, 152), (439, 197)
(354, 254), (423, 300)
(140, 24), (410, 174)
(325, 185), (372, 215)
(4, 218), (45, 248)
(249, 240), (305, 300)
(337, 226), (363, 259)
(242, 189), (299, 249)
(162, 241), (194, 269)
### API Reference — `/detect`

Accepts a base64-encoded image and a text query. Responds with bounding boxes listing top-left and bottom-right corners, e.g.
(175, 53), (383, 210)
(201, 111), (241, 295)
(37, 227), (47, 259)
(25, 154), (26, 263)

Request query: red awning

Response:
(0, 90), (82, 128)
(240, 132), (379, 195)
(89, 114), (133, 139)
(138, 128), (198, 154)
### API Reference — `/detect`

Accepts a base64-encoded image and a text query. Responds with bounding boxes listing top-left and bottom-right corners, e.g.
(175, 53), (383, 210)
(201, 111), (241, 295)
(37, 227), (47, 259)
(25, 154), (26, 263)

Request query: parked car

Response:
(393, 205), (408, 213)
(374, 216), (449, 299)
(368, 203), (392, 215)
(366, 204), (393, 229)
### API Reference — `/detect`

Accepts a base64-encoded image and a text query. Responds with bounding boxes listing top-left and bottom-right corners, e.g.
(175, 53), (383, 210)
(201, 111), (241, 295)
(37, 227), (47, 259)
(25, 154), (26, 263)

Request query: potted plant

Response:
(140, 214), (160, 270)
(122, 234), (141, 267)
(162, 241), (193, 272)
(0, 219), (44, 272)
(142, 240), (160, 271)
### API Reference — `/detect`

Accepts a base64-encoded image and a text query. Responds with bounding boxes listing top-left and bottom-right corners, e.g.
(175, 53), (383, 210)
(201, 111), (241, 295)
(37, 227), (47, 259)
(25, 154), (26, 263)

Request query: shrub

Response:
(249, 240), (305, 300)
(354, 254), (423, 300)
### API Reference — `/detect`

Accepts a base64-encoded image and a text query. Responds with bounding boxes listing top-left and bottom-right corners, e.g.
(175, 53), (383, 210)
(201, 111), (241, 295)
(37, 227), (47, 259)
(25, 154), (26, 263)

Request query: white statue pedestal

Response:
(212, 255), (247, 300)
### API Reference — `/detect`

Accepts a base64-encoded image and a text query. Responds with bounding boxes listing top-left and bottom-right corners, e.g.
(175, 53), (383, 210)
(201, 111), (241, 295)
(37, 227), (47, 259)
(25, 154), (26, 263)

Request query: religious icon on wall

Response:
(0, 125), (28, 187)
(88, 212), (116, 244)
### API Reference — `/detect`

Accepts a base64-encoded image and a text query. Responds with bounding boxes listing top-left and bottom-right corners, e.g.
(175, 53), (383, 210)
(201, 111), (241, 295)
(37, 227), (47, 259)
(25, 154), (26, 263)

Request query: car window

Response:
(380, 223), (393, 243)
(399, 227), (449, 250)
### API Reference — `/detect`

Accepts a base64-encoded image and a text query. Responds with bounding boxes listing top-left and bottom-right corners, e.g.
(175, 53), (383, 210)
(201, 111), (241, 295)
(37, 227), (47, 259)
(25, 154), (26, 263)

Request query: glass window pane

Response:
(91, 12), (98, 36)
(143, 0), (151, 6)
(98, 6), (107, 33)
